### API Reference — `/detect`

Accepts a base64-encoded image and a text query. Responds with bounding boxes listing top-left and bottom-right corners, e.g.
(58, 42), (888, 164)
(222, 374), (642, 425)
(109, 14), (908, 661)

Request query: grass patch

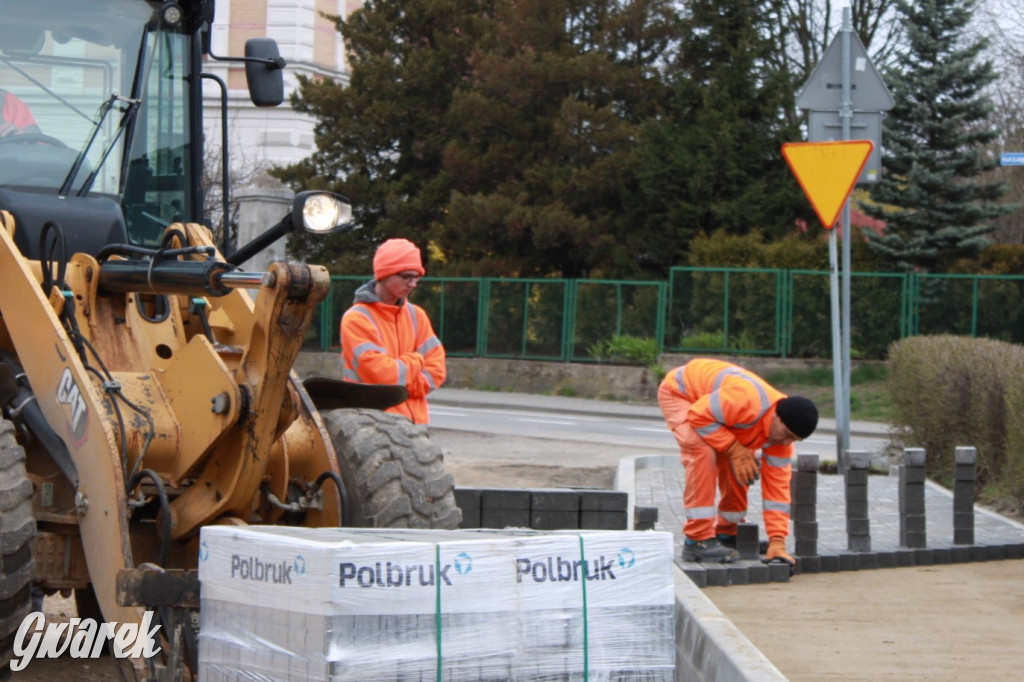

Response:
(763, 363), (891, 423)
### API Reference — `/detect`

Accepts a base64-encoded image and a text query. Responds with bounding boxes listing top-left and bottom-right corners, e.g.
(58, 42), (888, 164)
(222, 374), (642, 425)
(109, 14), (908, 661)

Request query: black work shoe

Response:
(682, 538), (740, 564)
(717, 534), (737, 548)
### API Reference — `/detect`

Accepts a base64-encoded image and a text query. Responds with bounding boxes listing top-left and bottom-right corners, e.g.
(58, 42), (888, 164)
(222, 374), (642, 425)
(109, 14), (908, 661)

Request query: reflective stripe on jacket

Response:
(660, 358), (792, 459)
(340, 280), (446, 424)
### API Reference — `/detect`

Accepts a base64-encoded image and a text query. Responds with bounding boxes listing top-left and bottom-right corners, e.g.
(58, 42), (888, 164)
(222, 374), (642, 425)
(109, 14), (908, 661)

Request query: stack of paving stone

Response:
(197, 526), (676, 681)
(455, 487), (632, 530)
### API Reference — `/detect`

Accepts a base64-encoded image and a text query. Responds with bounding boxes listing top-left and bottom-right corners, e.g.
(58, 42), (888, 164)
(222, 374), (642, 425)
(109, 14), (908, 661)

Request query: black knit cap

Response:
(776, 396), (818, 439)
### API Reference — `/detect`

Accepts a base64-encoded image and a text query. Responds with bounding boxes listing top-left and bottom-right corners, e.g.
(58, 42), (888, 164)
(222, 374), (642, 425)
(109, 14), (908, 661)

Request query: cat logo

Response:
(56, 368), (89, 447)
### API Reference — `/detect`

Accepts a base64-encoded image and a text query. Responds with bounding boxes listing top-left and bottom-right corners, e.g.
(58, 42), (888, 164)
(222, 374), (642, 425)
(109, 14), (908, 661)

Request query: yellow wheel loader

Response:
(0, 1), (460, 678)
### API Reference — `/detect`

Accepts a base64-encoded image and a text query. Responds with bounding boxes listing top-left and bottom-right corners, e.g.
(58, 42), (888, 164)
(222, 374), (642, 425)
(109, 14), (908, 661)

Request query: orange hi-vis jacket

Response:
(666, 359), (789, 456)
(340, 281), (446, 424)
(659, 358), (794, 539)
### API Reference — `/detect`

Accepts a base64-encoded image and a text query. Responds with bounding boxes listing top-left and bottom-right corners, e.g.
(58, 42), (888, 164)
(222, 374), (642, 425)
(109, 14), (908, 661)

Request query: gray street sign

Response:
(796, 32), (894, 112)
(808, 111), (883, 183)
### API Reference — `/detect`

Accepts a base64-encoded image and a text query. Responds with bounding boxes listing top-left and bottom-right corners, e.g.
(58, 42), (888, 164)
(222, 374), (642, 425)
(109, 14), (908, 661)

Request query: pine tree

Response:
(629, 0), (809, 275)
(863, 0), (1011, 271)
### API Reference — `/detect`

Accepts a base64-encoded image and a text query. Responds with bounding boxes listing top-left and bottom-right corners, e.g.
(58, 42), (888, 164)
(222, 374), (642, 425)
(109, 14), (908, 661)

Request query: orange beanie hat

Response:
(373, 238), (425, 280)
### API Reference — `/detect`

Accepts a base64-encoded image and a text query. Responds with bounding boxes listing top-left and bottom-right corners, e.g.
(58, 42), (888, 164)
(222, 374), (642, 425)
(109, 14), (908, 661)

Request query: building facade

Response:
(203, 0), (357, 172)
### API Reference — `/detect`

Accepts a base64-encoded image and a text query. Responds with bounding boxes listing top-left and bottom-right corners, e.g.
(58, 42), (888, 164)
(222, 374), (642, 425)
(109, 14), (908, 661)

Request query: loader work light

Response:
(295, 192), (352, 234)
(160, 1), (184, 27)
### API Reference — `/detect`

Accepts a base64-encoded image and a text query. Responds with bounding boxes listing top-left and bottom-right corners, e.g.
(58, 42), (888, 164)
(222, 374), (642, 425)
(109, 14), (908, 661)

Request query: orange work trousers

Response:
(658, 382), (790, 541)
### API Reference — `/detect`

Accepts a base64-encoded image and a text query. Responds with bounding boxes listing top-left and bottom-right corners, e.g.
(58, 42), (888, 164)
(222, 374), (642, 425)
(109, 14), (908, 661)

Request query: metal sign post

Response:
(795, 8), (893, 468)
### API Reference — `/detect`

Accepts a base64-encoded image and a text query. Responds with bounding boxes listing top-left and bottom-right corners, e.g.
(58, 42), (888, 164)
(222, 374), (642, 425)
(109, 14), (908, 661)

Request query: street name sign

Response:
(1001, 152), (1024, 166)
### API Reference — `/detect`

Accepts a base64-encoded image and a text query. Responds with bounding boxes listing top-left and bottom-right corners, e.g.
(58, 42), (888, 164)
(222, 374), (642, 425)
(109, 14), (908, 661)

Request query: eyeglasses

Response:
(396, 272), (422, 283)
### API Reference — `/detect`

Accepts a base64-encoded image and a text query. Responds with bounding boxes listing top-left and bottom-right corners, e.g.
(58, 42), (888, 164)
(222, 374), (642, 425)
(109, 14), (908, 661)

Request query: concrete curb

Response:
(616, 455), (784, 682)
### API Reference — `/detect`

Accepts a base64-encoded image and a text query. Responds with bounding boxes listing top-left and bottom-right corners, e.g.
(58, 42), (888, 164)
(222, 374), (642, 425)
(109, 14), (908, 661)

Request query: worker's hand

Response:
(725, 441), (759, 486)
(762, 536), (796, 568)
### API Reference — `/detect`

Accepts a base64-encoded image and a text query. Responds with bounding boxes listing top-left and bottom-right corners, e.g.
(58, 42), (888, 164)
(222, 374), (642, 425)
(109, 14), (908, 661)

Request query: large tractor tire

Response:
(321, 409), (462, 529)
(0, 419), (37, 677)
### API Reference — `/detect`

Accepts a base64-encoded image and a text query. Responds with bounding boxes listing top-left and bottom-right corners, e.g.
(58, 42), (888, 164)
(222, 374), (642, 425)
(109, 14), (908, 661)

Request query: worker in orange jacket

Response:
(340, 238), (446, 424)
(658, 358), (818, 565)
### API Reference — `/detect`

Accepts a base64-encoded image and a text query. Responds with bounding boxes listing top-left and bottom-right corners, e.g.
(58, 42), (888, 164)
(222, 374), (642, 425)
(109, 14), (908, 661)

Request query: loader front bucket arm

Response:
(167, 261), (331, 538)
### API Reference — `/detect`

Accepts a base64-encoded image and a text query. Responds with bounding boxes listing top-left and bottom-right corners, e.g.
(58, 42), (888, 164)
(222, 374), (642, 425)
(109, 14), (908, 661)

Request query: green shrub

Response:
(887, 335), (1024, 494)
(587, 335), (660, 367)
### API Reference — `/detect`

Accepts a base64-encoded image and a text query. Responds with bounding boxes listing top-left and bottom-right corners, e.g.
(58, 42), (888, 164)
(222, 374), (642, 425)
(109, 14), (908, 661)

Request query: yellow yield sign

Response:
(781, 140), (874, 229)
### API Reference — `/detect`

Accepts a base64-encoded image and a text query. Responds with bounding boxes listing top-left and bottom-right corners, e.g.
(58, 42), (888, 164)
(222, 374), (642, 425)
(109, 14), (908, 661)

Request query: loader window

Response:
(0, 0), (197, 247)
(122, 28), (193, 245)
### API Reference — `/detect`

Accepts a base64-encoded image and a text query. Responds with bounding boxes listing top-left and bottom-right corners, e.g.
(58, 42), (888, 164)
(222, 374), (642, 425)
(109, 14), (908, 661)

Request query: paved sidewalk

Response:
(633, 455), (1024, 587)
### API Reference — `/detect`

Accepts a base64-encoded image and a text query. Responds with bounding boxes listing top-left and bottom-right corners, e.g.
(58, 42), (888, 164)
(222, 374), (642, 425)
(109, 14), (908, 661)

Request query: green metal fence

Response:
(309, 268), (1024, 361)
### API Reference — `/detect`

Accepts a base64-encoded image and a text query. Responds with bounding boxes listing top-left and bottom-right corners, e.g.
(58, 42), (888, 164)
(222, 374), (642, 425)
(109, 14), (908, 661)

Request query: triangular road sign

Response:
(782, 140), (874, 229)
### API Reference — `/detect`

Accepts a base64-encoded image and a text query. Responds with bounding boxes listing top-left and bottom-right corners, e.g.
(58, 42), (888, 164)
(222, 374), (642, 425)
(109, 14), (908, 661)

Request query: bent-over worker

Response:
(658, 358), (818, 566)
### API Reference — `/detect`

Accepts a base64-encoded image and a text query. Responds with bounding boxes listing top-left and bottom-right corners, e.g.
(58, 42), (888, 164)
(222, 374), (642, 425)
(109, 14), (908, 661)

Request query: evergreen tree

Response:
(272, 0), (486, 271)
(863, 0), (1011, 271)
(629, 0), (810, 275)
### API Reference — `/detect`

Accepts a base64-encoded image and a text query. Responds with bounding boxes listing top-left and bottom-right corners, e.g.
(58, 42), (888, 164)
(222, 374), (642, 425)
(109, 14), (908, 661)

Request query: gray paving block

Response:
(794, 539), (817, 557)
(482, 508), (530, 529)
(845, 485), (868, 502)
(736, 524), (759, 560)
(704, 564), (730, 586)
(746, 563), (771, 584)
(846, 518), (870, 536)
(530, 510), (580, 530)
(899, 466), (926, 484)
(794, 486), (817, 504)
(683, 566), (707, 588)
(903, 515), (926, 533)
(767, 562), (791, 582)
(796, 454), (819, 472)
(950, 545), (971, 563)
(901, 530), (927, 548)
(459, 508), (480, 528)
(899, 497), (926, 515)
(954, 528), (975, 545)
(912, 548), (934, 565)
(580, 510), (627, 530)
(819, 554), (840, 572)
(953, 494), (974, 514)
(931, 547), (952, 564)
(794, 522), (818, 540)
(454, 487), (481, 510)
(969, 545), (989, 562)
(848, 535), (871, 553)
(857, 553), (880, 570)
(846, 468), (869, 486)
(954, 511), (975, 529)
(530, 490), (580, 512)
(634, 505), (659, 524)
(889, 548), (913, 566)
(793, 505), (817, 523)
(726, 564), (750, 586)
(481, 488), (530, 510)
(987, 544), (1006, 561)
(876, 551), (896, 568)
(838, 552), (860, 571)
(954, 464), (976, 481)
(1005, 544), (1024, 560)
(797, 555), (821, 574)
(846, 500), (869, 518)
(579, 490), (628, 512)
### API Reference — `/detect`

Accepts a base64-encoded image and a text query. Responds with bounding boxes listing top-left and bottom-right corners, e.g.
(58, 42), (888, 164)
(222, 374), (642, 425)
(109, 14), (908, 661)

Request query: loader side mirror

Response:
(244, 38), (286, 107)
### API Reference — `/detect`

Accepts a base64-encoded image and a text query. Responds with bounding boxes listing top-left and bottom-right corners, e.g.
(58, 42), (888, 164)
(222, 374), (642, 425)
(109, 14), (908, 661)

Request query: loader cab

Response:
(0, 0), (279, 259)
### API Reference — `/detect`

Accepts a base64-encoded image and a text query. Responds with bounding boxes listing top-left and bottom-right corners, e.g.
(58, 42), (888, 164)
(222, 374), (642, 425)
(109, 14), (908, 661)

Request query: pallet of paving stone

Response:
(197, 526), (676, 681)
